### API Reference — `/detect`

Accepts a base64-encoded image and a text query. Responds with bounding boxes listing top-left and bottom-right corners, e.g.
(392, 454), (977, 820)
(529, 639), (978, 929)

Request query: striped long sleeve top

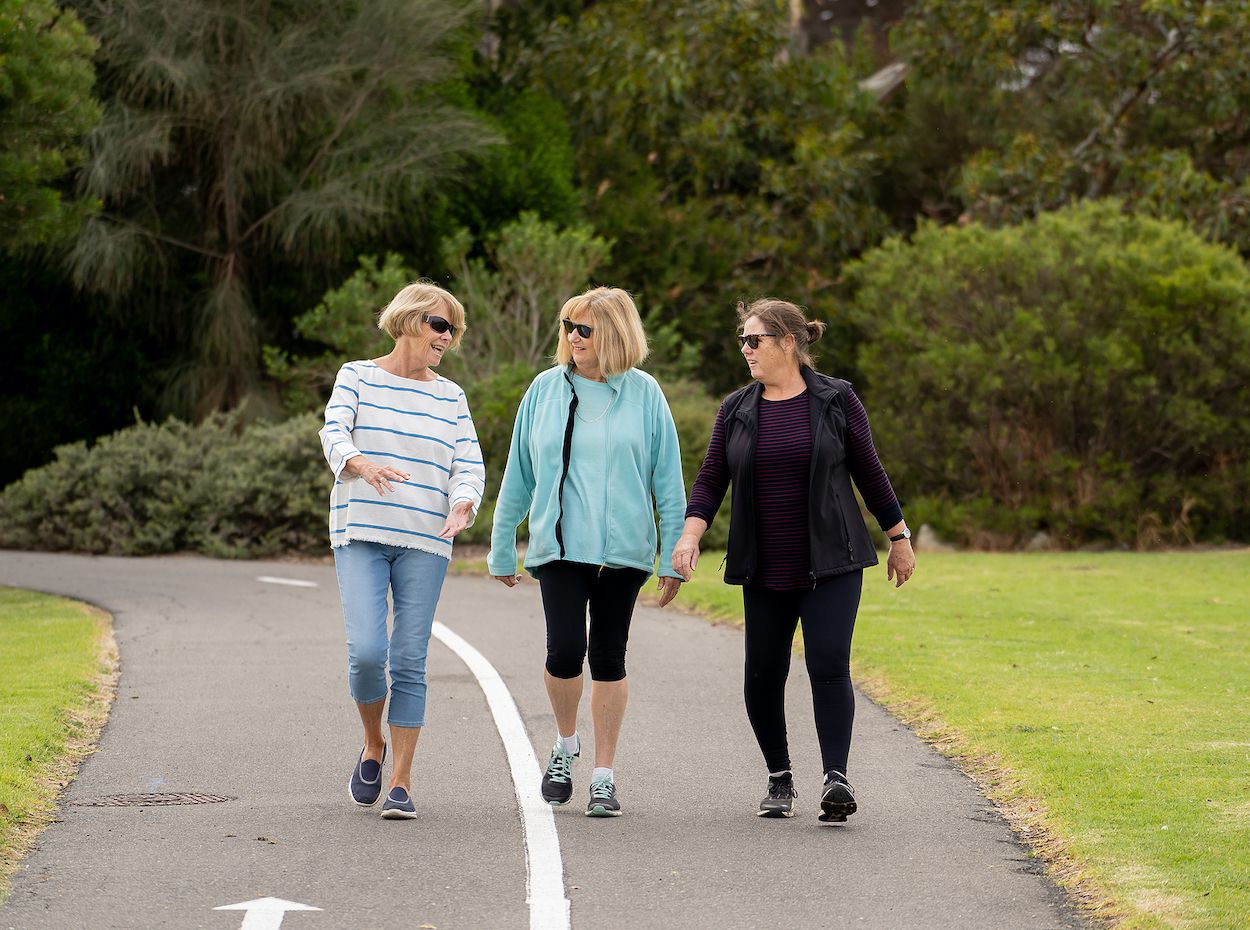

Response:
(318, 360), (486, 559)
(686, 386), (902, 589)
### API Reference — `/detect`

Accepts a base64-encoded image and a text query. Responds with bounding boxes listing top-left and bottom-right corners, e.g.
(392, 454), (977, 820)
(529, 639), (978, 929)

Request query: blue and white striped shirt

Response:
(319, 360), (486, 558)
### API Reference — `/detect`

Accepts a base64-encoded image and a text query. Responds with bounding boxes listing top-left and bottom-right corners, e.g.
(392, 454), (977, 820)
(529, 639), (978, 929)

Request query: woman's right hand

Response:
(344, 456), (410, 496)
(672, 533), (702, 581)
(493, 574), (520, 588)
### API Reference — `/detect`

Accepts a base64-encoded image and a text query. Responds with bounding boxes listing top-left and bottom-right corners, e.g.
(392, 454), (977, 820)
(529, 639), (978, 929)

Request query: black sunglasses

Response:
(561, 318), (594, 339)
(425, 315), (457, 337)
(737, 333), (779, 350)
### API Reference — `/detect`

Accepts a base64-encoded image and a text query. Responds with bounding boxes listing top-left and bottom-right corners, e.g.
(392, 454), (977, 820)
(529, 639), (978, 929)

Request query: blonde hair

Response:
(553, 286), (648, 376)
(737, 297), (826, 368)
(377, 280), (466, 349)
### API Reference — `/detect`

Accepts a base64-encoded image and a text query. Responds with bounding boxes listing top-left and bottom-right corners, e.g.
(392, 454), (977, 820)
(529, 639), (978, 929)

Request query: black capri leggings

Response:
(742, 570), (863, 778)
(536, 561), (649, 682)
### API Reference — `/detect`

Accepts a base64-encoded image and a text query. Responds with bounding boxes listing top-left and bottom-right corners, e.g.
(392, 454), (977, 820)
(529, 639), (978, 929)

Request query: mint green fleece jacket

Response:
(487, 364), (687, 579)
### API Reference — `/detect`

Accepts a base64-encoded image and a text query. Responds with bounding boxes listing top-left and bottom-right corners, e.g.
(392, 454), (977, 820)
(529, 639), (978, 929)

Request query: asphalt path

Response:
(0, 552), (1091, 930)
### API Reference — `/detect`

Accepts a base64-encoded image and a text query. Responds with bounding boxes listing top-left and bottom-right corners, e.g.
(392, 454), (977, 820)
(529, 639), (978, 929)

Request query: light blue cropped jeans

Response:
(333, 541), (449, 728)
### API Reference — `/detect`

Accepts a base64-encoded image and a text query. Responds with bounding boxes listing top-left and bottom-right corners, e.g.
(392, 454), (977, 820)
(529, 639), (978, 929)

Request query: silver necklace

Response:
(575, 391), (615, 423)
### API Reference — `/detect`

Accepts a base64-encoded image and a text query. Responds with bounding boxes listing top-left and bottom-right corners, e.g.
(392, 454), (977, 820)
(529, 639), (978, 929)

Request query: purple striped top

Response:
(686, 386), (903, 590)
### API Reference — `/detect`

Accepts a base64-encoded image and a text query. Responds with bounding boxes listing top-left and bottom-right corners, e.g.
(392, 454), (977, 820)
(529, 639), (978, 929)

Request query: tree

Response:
(265, 213), (611, 414)
(527, 0), (890, 392)
(442, 211), (611, 373)
(893, 1), (1250, 251)
(69, 0), (497, 417)
(0, 0), (99, 251)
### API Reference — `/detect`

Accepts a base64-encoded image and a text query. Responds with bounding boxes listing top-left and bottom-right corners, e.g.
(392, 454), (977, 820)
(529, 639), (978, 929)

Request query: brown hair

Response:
(737, 298), (826, 368)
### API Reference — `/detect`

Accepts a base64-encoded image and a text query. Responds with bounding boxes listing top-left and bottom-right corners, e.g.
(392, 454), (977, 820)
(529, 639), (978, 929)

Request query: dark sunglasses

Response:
(561, 318), (594, 339)
(425, 315), (457, 337)
(737, 333), (778, 350)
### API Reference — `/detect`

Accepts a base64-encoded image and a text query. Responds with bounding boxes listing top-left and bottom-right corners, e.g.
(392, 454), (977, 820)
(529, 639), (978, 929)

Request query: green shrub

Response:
(0, 370), (724, 558)
(454, 362), (539, 546)
(0, 412), (327, 557)
(845, 200), (1250, 548)
(263, 253), (405, 417)
(662, 378), (730, 552)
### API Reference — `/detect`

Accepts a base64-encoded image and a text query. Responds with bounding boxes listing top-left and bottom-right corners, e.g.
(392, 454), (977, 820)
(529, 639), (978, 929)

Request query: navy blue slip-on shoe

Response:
(349, 744), (387, 807)
(380, 786), (417, 820)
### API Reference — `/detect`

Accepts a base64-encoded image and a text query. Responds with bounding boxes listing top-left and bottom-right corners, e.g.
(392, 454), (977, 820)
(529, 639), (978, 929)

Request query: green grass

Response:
(672, 550), (1250, 930)
(0, 587), (115, 902)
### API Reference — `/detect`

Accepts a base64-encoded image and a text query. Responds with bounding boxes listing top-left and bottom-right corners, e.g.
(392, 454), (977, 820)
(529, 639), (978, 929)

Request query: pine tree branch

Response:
(101, 213), (228, 259)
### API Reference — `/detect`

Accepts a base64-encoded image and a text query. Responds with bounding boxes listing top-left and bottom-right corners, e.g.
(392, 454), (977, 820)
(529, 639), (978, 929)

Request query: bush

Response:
(845, 200), (1250, 548)
(0, 372), (730, 558)
(454, 362), (539, 545)
(662, 378), (730, 551)
(0, 412), (327, 557)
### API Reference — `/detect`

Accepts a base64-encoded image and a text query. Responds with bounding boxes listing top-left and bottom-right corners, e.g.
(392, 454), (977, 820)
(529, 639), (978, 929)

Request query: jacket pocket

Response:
(834, 492), (854, 560)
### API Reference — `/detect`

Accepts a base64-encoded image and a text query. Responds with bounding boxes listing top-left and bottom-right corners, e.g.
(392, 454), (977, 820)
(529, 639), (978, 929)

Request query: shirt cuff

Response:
(872, 502), (904, 533)
(684, 504), (717, 525)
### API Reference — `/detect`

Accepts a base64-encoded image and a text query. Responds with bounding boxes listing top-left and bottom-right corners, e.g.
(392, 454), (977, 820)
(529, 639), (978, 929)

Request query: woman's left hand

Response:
(656, 575), (682, 607)
(887, 540), (916, 588)
(437, 501), (476, 539)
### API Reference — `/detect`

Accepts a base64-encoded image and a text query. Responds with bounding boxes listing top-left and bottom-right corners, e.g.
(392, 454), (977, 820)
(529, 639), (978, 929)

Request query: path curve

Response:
(0, 553), (1090, 930)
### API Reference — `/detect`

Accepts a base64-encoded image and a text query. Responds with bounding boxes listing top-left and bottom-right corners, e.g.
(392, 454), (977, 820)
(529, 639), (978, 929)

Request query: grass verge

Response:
(0, 587), (117, 904)
(665, 549), (1250, 930)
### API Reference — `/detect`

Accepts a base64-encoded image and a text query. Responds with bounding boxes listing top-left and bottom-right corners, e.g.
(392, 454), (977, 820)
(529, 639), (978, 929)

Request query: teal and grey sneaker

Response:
(585, 775), (621, 817)
(541, 743), (578, 805)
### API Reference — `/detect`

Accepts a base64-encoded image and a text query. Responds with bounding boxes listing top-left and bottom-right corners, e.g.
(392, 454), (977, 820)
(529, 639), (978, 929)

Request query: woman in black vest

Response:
(673, 298), (915, 822)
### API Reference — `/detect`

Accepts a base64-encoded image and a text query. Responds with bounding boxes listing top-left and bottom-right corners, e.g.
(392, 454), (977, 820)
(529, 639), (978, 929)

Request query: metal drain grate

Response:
(70, 793), (236, 807)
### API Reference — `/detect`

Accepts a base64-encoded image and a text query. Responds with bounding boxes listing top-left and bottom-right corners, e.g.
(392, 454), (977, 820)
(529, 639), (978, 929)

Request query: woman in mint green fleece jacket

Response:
(489, 286), (686, 817)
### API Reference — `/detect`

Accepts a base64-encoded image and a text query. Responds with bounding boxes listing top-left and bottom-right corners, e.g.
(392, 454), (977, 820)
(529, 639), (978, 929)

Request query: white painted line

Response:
(432, 621), (570, 930)
(256, 576), (319, 588)
(213, 897), (320, 930)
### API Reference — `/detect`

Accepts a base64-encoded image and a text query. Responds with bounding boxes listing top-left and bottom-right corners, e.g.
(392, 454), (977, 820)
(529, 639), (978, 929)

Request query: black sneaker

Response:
(585, 774), (621, 817)
(818, 772), (857, 823)
(758, 771), (797, 818)
(541, 742), (578, 806)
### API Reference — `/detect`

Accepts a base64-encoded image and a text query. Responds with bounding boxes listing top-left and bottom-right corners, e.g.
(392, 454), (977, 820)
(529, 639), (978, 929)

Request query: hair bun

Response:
(806, 320), (827, 342)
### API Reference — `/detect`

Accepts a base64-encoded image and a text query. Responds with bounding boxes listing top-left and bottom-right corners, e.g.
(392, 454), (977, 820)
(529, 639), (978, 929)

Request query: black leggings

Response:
(742, 571), (862, 778)
(536, 561), (649, 682)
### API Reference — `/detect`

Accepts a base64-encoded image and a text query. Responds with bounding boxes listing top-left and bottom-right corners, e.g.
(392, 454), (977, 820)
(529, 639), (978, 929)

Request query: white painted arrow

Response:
(213, 897), (321, 930)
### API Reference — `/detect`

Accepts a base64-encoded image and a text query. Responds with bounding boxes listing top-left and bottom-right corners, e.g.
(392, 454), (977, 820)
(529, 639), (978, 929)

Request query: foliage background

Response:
(4, 0), (1250, 551)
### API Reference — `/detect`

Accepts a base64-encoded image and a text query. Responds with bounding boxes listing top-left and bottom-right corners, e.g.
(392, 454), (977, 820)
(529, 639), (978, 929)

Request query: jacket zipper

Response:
(603, 386), (614, 562)
(809, 393), (838, 587)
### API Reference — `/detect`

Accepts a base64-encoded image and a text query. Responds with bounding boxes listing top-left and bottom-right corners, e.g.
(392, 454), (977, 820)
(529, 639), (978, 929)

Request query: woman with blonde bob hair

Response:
(489, 286), (687, 817)
(319, 280), (484, 820)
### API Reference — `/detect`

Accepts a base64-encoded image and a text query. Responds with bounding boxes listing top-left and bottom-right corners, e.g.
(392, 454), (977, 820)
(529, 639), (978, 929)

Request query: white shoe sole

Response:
(380, 807), (418, 820)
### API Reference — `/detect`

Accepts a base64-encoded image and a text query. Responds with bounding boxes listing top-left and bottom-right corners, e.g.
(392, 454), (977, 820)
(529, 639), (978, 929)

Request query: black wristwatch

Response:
(888, 528), (911, 543)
